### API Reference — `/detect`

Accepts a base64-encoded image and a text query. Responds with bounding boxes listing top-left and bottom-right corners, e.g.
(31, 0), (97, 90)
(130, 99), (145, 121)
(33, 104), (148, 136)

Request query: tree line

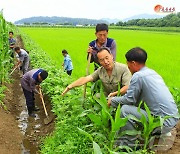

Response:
(115, 13), (180, 27)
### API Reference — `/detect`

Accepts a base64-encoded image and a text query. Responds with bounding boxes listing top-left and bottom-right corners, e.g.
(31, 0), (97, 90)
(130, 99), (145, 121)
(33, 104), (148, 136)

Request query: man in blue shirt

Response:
(108, 47), (179, 149)
(87, 23), (116, 70)
(62, 49), (73, 76)
(8, 31), (16, 49)
(8, 31), (16, 58)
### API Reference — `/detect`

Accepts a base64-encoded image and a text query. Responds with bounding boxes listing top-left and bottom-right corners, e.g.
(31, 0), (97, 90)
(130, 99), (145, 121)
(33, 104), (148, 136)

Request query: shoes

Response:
(34, 106), (40, 111)
(150, 127), (177, 151)
(28, 113), (36, 117)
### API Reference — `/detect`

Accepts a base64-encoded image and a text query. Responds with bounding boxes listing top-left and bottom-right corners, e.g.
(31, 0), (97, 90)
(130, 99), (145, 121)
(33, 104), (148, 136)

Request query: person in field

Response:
(8, 31), (16, 58)
(14, 47), (29, 74)
(62, 49), (73, 76)
(21, 69), (48, 117)
(62, 47), (131, 97)
(87, 23), (117, 71)
(8, 31), (16, 49)
(108, 47), (179, 149)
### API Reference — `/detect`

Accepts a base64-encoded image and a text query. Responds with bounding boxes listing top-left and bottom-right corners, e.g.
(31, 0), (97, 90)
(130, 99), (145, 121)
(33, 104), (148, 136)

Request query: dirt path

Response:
(0, 35), (55, 154)
(0, 82), (22, 154)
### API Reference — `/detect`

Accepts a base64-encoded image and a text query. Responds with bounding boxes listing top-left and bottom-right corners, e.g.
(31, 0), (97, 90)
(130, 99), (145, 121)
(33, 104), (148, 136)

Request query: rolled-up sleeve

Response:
(111, 74), (142, 108)
(91, 69), (100, 82)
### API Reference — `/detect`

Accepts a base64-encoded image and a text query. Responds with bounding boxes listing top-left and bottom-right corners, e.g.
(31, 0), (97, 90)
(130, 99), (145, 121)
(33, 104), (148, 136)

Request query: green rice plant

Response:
(170, 87), (180, 112)
(20, 27), (180, 88)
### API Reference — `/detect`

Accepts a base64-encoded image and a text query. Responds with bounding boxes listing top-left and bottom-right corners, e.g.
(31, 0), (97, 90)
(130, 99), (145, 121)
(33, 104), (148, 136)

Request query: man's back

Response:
(134, 67), (178, 118)
(21, 69), (39, 92)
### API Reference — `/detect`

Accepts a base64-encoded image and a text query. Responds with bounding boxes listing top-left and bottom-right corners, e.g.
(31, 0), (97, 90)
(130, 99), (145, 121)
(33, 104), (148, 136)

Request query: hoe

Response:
(39, 87), (53, 125)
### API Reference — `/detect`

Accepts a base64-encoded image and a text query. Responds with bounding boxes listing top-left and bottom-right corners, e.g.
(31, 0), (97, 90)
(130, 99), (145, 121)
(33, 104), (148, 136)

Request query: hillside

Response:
(14, 16), (108, 25)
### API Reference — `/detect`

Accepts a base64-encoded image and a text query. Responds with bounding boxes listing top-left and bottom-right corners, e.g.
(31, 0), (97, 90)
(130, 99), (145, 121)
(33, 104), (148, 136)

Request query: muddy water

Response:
(16, 86), (54, 154)
(17, 94), (41, 153)
(12, 36), (54, 154)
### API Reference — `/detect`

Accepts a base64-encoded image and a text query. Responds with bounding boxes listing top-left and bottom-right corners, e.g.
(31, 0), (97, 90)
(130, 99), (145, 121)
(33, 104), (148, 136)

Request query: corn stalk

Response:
(0, 10), (11, 84)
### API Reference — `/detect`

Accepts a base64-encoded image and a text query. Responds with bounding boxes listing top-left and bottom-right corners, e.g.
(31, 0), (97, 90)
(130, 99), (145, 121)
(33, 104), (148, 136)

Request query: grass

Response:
(20, 27), (180, 88)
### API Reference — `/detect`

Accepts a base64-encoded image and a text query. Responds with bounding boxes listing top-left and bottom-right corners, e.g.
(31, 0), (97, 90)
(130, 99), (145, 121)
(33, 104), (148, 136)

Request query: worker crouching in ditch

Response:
(21, 69), (48, 117)
(108, 47), (179, 151)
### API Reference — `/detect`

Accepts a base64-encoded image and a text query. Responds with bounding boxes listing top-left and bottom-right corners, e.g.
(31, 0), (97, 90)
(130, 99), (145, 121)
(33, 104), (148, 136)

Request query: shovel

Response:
(10, 66), (18, 75)
(39, 87), (53, 125)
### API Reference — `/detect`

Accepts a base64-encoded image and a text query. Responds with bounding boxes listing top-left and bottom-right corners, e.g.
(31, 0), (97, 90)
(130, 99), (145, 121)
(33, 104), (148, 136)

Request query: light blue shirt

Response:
(64, 54), (73, 71)
(111, 66), (179, 127)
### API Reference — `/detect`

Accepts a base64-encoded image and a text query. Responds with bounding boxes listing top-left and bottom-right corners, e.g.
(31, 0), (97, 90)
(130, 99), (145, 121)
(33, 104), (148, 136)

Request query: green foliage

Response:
(116, 12), (180, 27)
(128, 102), (171, 150)
(0, 11), (14, 110)
(170, 87), (180, 112)
(0, 85), (7, 110)
(78, 128), (102, 154)
(92, 86), (129, 151)
(0, 11), (12, 84)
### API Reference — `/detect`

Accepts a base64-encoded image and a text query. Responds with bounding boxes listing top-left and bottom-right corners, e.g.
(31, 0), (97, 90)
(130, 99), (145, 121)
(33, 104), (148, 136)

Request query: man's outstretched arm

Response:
(61, 75), (93, 96)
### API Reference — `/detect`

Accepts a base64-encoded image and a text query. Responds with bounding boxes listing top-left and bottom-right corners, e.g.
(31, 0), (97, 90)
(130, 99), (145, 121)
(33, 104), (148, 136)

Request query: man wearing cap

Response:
(62, 47), (131, 97)
(87, 23), (117, 71)
(21, 69), (48, 117)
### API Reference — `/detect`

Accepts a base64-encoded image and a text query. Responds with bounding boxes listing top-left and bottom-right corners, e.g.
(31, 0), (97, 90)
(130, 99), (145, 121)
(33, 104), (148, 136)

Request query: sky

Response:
(0, 0), (179, 23)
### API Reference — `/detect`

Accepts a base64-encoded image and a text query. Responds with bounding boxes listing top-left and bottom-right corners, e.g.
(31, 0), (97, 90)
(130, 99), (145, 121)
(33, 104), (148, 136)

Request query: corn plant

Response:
(0, 10), (12, 84)
(128, 101), (172, 150)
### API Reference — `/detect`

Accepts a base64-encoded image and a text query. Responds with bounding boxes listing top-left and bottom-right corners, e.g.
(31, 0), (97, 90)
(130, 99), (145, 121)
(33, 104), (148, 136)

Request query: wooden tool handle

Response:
(39, 87), (48, 117)
(10, 67), (17, 75)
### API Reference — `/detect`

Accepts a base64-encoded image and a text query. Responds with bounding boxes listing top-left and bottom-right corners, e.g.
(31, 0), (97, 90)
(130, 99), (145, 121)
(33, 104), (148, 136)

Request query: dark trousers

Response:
(67, 70), (72, 76)
(22, 88), (35, 114)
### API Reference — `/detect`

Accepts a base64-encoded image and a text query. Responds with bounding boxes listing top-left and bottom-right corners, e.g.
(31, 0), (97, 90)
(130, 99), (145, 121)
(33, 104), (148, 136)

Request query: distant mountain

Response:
(14, 16), (108, 25)
(100, 18), (120, 24)
(122, 14), (165, 22)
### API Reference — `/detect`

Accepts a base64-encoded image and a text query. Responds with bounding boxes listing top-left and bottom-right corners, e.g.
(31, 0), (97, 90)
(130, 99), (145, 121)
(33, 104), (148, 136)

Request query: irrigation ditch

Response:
(0, 35), (55, 154)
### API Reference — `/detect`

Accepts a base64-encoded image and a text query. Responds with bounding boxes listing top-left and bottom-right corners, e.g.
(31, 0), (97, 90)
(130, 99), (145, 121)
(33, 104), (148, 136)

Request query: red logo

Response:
(154, 4), (175, 13)
(154, 4), (163, 13)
